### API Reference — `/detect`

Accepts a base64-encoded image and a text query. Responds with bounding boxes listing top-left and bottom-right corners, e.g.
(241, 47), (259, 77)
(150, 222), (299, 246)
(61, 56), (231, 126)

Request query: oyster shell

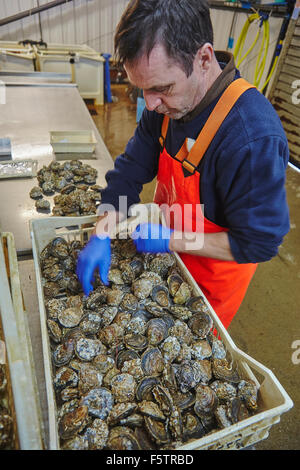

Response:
(58, 405), (89, 440)
(146, 318), (169, 346)
(58, 306), (83, 328)
(151, 285), (170, 307)
(110, 373), (136, 403)
(79, 387), (114, 419)
(84, 418), (109, 450)
(141, 348), (165, 376)
(188, 312), (213, 338)
(194, 385), (219, 418)
(237, 379), (258, 410)
(107, 426), (141, 450)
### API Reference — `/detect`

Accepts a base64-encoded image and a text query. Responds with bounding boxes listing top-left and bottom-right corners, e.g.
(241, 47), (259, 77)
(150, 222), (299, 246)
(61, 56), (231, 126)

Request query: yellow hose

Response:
(234, 12), (272, 91)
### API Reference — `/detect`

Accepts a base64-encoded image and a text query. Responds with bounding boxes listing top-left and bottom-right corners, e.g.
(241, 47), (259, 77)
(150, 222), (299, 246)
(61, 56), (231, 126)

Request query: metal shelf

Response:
(209, 1), (291, 18)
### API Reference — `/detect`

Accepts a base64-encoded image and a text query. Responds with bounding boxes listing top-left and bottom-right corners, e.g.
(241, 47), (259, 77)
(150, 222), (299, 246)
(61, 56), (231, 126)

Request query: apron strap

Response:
(180, 78), (256, 173)
(159, 115), (170, 150)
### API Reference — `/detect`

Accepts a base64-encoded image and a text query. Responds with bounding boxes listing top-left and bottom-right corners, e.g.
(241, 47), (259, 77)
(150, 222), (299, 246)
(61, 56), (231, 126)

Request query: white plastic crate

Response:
(35, 50), (104, 105)
(0, 232), (44, 449)
(30, 205), (293, 450)
(0, 48), (35, 72)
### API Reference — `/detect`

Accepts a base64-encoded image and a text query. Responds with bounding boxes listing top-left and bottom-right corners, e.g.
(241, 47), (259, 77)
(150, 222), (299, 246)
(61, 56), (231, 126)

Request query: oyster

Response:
(146, 318), (169, 346)
(79, 311), (102, 335)
(188, 312), (213, 338)
(194, 385), (219, 417)
(141, 348), (165, 376)
(107, 402), (137, 426)
(173, 282), (191, 305)
(212, 358), (240, 384)
(116, 349), (139, 370)
(161, 336), (181, 363)
(182, 413), (205, 441)
(237, 379), (258, 411)
(152, 385), (173, 415)
(168, 305), (192, 321)
(75, 338), (104, 362)
(138, 401), (166, 422)
(210, 380), (237, 401)
(53, 339), (75, 367)
(186, 296), (209, 313)
(79, 387), (114, 419)
(121, 358), (144, 381)
(151, 285), (170, 307)
(175, 360), (202, 393)
(136, 376), (160, 401)
(167, 273), (183, 297)
(49, 237), (69, 259)
(78, 363), (103, 395)
(58, 306), (83, 328)
(58, 405), (89, 440)
(35, 199), (50, 212)
(107, 426), (141, 450)
(110, 373), (136, 403)
(0, 406), (13, 449)
(132, 278), (153, 300)
(93, 354), (114, 374)
(98, 323), (124, 347)
(169, 319), (193, 345)
(54, 366), (79, 391)
(124, 333), (148, 352)
(191, 339), (212, 360)
(30, 186), (43, 199)
(144, 417), (170, 445)
(47, 319), (62, 343)
(84, 419), (109, 450)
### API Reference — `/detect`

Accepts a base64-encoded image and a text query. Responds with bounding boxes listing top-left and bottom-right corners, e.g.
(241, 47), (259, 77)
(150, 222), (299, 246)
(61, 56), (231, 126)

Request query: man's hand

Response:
(76, 235), (111, 296)
(132, 223), (174, 253)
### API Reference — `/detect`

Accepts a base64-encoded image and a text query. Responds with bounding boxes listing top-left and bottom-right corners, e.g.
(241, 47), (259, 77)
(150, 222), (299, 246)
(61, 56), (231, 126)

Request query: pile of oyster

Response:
(41, 236), (259, 450)
(30, 160), (101, 216)
(0, 364), (14, 449)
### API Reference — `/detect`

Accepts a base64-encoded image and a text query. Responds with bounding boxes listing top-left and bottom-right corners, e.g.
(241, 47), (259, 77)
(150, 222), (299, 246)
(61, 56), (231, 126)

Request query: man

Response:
(77, 0), (290, 329)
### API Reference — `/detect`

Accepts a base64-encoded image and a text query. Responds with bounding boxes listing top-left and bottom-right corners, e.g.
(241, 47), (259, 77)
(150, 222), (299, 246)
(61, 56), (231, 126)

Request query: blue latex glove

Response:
(132, 223), (174, 253)
(76, 235), (111, 296)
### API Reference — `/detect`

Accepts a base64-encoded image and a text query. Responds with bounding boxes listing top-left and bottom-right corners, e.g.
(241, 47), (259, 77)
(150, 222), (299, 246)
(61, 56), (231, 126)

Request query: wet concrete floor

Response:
(92, 84), (300, 450)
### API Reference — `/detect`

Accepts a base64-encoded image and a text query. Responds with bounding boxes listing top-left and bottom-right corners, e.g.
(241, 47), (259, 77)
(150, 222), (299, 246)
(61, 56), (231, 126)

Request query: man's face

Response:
(124, 44), (208, 120)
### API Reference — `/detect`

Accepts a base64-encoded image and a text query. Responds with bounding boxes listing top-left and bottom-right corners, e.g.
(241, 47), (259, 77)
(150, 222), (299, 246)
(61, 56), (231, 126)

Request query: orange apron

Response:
(153, 78), (257, 329)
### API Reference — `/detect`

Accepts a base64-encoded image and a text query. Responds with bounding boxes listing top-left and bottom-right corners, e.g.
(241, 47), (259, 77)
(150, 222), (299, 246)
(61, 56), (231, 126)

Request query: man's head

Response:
(114, 0), (213, 77)
(114, 0), (219, 120)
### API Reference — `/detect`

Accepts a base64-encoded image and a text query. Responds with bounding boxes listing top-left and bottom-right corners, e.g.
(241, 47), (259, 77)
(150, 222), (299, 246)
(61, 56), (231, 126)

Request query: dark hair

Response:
(114, 0), (214, 77)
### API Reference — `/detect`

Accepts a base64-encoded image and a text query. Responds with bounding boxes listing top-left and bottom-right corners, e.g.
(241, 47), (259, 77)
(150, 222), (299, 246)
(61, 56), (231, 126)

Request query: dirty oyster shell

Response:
(79, 387), (114, 419)
(188, 312), (213, 338)
(141, 348), (165, 376)
(58, 405), (89, 440)
(110, 373), (136, 403)
(107, 426), (141, 450)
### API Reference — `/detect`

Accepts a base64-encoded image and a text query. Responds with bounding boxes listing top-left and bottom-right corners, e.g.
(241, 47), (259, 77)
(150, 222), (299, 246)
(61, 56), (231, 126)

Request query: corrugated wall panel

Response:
(0, 1), (283, 87)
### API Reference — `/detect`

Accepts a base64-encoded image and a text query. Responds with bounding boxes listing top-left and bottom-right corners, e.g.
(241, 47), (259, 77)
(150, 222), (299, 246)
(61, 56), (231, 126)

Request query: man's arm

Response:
(169, 230), (234, 261)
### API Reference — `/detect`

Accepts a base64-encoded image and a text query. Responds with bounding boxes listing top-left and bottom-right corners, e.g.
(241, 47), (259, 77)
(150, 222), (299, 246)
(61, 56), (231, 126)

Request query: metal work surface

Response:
(0, 71), (72, 85)
(0, 83), (113, 254)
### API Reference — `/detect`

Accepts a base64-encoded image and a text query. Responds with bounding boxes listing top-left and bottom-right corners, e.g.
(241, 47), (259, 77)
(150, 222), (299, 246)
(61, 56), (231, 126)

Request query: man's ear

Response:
(195, 43), (214, 72)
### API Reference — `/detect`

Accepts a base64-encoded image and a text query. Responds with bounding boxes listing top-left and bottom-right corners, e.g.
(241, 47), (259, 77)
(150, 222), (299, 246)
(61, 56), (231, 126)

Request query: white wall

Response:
(0, 1), (283, 89)
(0, 0), (129, 55)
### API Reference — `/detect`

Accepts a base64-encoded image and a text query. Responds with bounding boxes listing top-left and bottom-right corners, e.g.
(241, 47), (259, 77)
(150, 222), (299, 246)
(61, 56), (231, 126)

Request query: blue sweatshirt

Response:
(101, 67), (290, 264)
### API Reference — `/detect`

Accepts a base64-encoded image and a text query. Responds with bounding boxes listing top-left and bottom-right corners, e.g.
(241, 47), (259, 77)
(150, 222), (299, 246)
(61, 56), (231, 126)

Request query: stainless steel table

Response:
(0, 82), (114, 254)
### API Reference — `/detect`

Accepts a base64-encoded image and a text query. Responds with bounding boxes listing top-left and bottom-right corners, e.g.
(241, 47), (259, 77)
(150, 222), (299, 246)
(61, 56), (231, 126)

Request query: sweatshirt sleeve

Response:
(100, 110), (162, 213)
(218, 135), (290, 263)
